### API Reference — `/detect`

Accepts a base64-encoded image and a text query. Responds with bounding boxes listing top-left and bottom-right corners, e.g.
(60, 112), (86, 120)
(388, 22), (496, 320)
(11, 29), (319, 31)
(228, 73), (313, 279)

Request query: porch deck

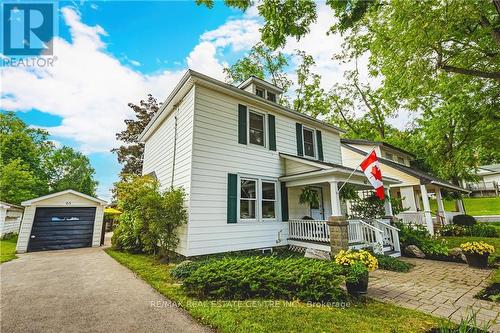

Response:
(287, 219), (401, 257)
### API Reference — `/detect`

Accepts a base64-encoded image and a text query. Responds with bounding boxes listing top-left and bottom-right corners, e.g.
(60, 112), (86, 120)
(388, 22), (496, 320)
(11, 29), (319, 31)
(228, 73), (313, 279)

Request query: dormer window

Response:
(255, 87), (265, 98)
(267, 92), (276, 102)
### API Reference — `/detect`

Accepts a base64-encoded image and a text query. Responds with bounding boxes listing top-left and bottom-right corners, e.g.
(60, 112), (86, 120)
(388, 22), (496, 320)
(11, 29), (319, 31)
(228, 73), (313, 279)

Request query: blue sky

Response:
(2, 1), (408, 201)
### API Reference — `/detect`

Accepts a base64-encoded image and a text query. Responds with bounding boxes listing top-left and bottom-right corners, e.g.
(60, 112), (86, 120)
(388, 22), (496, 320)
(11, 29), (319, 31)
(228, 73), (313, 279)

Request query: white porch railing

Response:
(396, 212), (427, 226)
(348, 220), (384, 254)
(374, 219), (401, 253)
(288, 219), (330, 243)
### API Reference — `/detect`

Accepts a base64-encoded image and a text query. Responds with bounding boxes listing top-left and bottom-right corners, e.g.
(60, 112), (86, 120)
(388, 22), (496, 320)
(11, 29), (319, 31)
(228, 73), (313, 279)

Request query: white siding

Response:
(142, 86), (195, 255)
(0, 208), (23, 236)
(186, 86), (341, 256)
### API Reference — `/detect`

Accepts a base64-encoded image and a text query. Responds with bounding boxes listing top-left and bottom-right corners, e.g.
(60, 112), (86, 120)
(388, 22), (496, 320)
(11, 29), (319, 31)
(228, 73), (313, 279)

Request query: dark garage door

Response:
(28, 207), (96, 252)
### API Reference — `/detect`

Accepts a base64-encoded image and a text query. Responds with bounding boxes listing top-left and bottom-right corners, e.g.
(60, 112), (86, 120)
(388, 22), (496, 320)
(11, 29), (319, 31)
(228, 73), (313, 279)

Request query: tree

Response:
(224, 42), (292, 95)
(0, 112), (99, 203)
(0, 159), (40, 204)
(45, 146), (98, 196)
(112, 94), (159, 177)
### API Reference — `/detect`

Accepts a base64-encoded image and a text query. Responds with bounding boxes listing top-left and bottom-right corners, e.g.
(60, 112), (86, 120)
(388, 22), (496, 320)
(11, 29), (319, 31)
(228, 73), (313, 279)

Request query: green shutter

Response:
(316, 130), (324, 161)
(296, 123), (303, 156)
(268, 114), (276, 151)
(227, 174), (238, 223)
(238, 104), (247, 144)
(280, 182), (289, 222)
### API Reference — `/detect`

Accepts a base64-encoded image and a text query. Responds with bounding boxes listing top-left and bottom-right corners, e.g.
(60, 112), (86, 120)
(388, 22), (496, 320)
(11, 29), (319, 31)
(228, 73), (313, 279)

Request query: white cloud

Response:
(1, 7), (184, 154)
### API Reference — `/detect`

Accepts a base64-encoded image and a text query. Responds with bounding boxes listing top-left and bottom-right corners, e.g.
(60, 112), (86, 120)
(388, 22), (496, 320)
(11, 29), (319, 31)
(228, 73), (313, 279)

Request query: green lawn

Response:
(105, 249), (444, 333)
(0, 235), (18, 264)
(429, 197), (500, 216)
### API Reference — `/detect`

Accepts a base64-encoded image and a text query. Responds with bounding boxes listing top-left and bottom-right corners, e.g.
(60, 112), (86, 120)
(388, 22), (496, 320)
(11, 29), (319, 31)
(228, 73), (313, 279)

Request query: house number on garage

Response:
(66, 201), (71, 205)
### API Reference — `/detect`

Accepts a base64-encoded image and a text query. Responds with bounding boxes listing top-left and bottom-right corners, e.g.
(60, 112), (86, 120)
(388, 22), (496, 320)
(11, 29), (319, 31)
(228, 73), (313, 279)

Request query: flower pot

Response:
(346, 274), (369, 296)
(464, 253), (489, 268)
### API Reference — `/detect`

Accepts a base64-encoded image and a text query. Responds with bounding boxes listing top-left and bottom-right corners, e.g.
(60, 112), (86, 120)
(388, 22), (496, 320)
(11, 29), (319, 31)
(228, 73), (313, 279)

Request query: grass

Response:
(105, 249), (444, 333)
(0, 235), (18, 264)
(429, 197), (500, 216)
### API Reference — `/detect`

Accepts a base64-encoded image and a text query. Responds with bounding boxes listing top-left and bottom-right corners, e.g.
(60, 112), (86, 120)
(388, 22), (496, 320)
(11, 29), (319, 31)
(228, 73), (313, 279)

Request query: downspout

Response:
(171, 105), (179, 188)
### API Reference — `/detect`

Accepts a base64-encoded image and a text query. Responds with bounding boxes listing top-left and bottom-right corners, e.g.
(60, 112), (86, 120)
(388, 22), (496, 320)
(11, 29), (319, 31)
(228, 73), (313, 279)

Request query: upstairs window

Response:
(303, 127), (315, 157)
(249, 111), (265, 146)
(267, 92), (276, 103)
(255, 87), (265, 98)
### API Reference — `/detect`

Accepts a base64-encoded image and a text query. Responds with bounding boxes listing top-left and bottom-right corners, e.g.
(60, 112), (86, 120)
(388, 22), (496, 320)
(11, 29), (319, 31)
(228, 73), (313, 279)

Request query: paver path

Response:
(369, 258), (499, 331)
(0, 247), (212, 333)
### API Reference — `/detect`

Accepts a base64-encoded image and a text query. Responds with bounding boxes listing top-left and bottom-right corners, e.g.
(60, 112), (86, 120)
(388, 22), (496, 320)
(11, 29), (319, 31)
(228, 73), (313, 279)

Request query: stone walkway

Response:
(369, 258), (499, 331)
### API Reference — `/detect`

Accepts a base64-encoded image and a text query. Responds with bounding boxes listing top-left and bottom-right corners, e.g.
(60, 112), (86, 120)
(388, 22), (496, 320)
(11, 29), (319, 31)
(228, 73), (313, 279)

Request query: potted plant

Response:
(460, 241), (495, 268)
(334, 249), (378, 296)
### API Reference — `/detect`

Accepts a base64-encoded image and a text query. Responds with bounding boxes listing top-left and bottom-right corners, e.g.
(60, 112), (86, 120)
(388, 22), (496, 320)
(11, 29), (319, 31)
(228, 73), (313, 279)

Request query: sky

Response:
(1, 1), (413, 201)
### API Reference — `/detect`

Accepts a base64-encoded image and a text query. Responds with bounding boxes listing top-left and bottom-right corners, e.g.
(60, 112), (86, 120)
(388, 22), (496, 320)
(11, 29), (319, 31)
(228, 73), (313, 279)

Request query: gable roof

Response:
(139, 69), (345, 142)
(342, 143), (468, 193)
(477, 164), (500, 175)
(340, 139), (415, 158)
(238, 76), (284, 93)
(21, 189), (108, 206)
(0, 201), (24, 210)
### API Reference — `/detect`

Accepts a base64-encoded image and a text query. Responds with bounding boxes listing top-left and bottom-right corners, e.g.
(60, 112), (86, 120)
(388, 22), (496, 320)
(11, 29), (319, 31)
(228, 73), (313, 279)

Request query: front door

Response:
(310, 187), (324, 220)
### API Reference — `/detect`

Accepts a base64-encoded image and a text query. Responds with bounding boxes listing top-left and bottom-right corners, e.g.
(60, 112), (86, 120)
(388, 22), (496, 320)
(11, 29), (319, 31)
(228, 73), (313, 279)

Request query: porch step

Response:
(383, 250), (401, 258)
(383, 245), (392, 252)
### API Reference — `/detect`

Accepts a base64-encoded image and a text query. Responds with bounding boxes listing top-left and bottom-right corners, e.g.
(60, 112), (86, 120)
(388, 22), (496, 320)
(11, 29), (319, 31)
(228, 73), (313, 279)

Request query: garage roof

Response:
(21, 189), (108, 206)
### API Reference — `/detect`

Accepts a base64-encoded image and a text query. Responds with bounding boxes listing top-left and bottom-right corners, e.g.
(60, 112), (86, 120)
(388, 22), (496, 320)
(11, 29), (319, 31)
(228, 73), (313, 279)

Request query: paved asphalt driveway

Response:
(0, 247), (211, 333)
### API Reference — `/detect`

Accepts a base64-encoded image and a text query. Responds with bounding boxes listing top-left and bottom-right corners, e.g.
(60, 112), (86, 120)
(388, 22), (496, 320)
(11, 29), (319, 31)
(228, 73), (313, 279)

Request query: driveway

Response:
(0, 247), (212, 333)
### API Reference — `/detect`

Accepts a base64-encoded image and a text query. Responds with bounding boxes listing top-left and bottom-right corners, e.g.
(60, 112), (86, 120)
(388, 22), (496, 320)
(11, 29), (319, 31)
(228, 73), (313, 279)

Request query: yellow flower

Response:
(334, 250), (378, 272)
(460, 241), (495, 255)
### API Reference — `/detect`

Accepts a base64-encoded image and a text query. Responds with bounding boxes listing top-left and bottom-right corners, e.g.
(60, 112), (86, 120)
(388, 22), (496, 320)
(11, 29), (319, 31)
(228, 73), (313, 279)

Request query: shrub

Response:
(171, 260), (205, 279)
(467, 224), (498, 237)
(452, 214), (476, 227)
(345, 261), (368, 283)
(374, 254), (414, 272)
(111, 175), (187, 259)
(395, 222), (450, 257)
(182, 256), (346, 302)
(439, 224), (467, 237)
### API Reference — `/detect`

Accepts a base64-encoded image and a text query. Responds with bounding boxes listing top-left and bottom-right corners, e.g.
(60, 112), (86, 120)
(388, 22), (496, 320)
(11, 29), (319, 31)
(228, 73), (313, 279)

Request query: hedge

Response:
(182, 256), (347, 302)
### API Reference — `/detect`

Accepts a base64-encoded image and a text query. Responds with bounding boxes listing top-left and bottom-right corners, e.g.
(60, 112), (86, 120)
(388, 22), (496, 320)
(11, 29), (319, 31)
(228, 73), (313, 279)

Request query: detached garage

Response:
(16, 190), (107, 253)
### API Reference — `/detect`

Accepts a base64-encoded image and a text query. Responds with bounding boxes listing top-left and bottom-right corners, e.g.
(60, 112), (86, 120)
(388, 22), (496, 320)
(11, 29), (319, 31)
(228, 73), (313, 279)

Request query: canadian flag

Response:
(360, 151), (385, 200)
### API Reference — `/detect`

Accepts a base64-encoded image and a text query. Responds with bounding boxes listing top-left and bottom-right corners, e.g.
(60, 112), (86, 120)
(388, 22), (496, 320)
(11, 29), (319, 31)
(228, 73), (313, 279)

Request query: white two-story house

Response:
(139, 70), (400, 257)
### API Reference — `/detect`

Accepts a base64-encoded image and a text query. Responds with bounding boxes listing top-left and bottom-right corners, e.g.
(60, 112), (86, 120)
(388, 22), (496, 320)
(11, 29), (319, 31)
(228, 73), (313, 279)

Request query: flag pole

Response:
(338, 147), (376, 193)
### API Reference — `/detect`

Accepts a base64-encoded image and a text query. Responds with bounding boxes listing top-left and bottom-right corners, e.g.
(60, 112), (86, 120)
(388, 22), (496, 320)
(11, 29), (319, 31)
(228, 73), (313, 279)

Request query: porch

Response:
(391, 183), (469, 234)
(279, 153), (401, 256)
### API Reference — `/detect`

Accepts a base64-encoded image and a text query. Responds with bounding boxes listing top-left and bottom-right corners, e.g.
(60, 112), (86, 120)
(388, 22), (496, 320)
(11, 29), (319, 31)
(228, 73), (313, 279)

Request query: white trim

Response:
(21, 190), (107, 206)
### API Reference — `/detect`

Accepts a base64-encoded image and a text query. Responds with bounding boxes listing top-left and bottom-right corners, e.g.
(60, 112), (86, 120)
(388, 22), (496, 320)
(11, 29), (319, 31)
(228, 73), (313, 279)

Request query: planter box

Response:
(464, 253), (489, 268)
(346, 274), (369, 296)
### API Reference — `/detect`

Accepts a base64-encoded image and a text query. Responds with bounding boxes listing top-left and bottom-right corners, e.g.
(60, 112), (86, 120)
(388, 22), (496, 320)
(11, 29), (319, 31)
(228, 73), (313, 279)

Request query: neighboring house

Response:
(341, 140), (469, 234)
(463, 164), (500, 197)
(139, 70), (401, 257)
(0, 201), (24, 237)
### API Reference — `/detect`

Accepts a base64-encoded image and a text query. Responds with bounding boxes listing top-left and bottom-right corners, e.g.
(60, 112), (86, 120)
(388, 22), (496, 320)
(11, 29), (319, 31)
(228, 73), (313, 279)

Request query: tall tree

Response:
(112, 94), (159, 176)
(0, 112), (99, 203)
(224, 42), (292, 95)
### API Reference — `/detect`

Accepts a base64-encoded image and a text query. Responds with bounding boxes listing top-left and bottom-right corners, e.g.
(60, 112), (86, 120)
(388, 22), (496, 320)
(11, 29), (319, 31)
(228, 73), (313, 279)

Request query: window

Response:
(239, 177), (278, 221)
(255, 87), (264, 98)
(303, 127), (315, 157)
(240, 179), (257, 219)
(249, 111), (265, 146)
(262, 182), (276, 218)
(267, 92), (276, 102)
(386, 152), (393, 160)
(398, 157), (405, 164)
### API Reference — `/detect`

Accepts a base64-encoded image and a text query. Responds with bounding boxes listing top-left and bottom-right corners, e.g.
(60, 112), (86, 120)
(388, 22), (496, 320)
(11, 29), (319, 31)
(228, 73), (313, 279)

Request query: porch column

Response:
(384, 188), (393, 217)
(420, 184), (434, 235)
(327, 215), (349, 255)
(456, 199), (465, 214)
(400, 186), (417, 211)
(329, 181), (342, 216)
(435, 187), (445, 215)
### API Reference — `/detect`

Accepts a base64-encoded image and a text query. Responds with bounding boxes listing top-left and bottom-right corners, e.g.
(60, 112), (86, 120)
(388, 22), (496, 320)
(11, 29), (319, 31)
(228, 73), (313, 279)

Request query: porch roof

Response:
(342, 144), (469, 193)
(279, 153), (400, 186)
